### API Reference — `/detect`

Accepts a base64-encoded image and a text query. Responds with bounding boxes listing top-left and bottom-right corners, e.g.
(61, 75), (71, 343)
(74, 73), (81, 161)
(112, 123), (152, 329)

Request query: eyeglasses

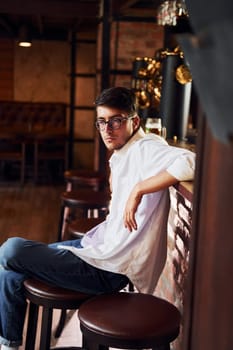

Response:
(95, 115), (135, 131)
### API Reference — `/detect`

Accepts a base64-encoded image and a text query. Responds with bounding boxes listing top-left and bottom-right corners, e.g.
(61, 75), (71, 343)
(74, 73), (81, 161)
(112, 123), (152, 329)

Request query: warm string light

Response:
(131, 51), (164, 117)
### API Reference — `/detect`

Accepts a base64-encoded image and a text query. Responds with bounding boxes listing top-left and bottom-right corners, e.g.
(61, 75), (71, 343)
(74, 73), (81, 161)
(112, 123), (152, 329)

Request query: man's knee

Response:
(0, 237), (27, 268)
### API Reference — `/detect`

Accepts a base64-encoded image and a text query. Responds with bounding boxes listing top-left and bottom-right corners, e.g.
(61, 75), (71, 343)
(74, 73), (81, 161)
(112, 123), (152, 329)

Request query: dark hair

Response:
(95, 87), (136, 114)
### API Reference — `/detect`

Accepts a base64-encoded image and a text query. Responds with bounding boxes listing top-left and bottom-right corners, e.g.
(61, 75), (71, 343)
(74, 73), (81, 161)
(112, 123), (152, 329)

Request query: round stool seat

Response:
(24, 279), (93, 309)
(78, 292), (181, 349)
(68, 217), (105, 239)
(61, 189), (110, 209)
(64, 170), (106, 191)
(24, 279), (95, 350)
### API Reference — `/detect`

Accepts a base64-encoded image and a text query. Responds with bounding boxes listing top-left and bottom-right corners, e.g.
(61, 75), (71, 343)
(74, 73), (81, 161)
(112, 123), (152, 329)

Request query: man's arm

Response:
(123, 170), (179, 232)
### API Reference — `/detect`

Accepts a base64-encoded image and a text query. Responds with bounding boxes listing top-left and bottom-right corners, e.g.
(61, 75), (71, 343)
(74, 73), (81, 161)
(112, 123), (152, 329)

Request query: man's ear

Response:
(133, 115), (141, 130)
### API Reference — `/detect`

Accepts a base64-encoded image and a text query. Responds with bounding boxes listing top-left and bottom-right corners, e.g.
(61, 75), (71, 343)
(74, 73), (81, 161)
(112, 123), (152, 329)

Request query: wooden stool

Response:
(78, 292), (181, 350)
(24, 278), (95, 350)
(58, 189), (110, 241)
(64, 169), (106, 191)
(67, 217), (105, 239)
(56, 191), (109, 337)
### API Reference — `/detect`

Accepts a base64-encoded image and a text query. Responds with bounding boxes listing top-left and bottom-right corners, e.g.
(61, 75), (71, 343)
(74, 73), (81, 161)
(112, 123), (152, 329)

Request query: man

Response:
(0, 87), (195, 350)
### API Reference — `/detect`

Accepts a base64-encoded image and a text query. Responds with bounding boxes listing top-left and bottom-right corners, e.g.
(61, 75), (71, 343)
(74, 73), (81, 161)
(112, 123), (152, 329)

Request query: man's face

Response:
(96, 106), (140, 151)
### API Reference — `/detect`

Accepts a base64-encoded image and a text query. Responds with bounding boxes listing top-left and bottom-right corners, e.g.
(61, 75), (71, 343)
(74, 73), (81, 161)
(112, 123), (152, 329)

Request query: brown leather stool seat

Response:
(64, 169), (106, 191)
(24, 278), (95, 350)
(78, 292), (181, 350)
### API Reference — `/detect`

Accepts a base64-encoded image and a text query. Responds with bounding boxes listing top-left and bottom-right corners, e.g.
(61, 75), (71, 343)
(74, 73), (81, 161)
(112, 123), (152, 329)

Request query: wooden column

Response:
(68, 31), (77, 168)
(183, 112), (233, 350)
(98, 0), (111, 172)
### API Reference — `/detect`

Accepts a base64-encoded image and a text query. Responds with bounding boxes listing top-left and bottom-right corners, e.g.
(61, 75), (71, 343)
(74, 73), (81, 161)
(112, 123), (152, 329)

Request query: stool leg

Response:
(57, 203), (65, 242)
(20, 142), (25, 186)
(128, 280), (134, 292)
(99, 346), (109, 350)
(25, 302), (39, 350)
(82, 335), (108, 350)
(34, 141), (38, 184)
(54, 309), (67, 338)
(39, 307), (53, 350)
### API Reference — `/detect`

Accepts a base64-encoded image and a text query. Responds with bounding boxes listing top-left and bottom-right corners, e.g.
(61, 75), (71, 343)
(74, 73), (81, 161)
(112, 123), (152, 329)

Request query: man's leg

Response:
(0, 237), (128, 347)
(0, 268), (27, 347)
(0, 237), (128, 293)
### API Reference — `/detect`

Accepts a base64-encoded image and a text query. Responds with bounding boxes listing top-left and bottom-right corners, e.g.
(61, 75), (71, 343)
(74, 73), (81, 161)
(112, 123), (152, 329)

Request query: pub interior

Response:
(0, 1), (232, 350)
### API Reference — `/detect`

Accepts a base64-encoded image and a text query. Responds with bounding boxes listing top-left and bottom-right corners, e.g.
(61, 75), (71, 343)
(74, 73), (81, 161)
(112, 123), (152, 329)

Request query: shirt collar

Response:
(112, 127), (146, 157)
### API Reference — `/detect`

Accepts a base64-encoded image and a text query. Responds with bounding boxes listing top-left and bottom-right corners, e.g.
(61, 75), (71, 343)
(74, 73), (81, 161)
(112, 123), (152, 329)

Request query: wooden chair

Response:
(78, 292), (181, 350)
(0, 133), (26, 185)
(34, 133), (68, 184)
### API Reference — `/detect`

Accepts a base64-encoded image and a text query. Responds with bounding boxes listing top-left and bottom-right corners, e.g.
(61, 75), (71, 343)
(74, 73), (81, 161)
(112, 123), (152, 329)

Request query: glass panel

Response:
(75, 43), (96, 74)
(74, 109), (95, 139)
(75, 77), (96, 106)
(73, 142), (94, 169)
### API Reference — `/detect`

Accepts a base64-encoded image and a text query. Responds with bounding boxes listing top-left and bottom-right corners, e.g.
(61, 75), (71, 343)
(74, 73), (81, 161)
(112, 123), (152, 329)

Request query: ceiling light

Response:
(18, 25), (32, 47)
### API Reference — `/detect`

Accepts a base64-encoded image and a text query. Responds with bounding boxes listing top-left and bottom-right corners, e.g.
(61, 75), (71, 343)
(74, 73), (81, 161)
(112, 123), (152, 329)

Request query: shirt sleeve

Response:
(166, 151), (195, 181)
(130, 137), (196, 183)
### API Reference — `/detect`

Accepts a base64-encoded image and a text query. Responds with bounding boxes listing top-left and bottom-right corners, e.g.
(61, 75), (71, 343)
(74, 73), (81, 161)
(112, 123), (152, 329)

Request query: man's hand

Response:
(123, 171), (178, 232)
(123, 184), (142, 232)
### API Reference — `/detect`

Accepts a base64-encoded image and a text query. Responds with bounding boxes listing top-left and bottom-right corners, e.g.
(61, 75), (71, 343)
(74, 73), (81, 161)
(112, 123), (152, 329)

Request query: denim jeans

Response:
(0, 237), (129, 347)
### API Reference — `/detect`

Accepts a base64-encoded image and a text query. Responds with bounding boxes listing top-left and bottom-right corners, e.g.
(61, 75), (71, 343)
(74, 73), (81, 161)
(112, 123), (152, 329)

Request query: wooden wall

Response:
(183, 115), (233, 350)
(0, 39), (14, 100)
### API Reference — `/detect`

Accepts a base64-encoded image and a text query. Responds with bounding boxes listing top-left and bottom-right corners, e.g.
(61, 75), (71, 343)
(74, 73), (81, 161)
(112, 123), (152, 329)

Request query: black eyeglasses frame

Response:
(95, 114), (135, 131)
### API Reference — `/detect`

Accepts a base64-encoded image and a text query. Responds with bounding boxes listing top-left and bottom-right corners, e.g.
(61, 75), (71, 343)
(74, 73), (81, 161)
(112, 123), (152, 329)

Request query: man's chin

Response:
(105, 141), (122, 151)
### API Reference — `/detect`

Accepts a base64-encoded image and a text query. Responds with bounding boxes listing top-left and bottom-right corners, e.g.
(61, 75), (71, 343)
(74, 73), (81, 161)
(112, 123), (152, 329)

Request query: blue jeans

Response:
(0, 237), (129, 347)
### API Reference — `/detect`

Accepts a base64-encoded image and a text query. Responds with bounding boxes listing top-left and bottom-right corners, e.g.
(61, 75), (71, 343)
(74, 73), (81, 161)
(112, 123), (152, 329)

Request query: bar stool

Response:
(67, 217), (105, 239)
(67, 217), (134, 293)
(58, 189), (110, 241)
(64, 169), (106, 192)
(56, 189), (110, 337)
(78, 292), (181, 350)
(62, 169), (108, 239)
(24, 278), (95, 350)
(54, 217), (105, 341)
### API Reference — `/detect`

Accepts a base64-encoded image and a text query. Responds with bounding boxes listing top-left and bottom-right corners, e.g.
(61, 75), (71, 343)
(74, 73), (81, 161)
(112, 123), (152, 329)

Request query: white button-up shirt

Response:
(60, 128), (195, 294)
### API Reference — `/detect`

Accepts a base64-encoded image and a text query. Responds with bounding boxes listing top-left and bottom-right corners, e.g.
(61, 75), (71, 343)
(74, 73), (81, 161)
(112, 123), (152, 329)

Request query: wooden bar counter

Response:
(155, 140), (195, 350)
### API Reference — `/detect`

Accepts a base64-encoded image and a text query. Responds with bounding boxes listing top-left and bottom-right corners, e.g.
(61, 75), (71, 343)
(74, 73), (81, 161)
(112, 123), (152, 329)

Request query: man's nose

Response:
(105, 122), (113, 132)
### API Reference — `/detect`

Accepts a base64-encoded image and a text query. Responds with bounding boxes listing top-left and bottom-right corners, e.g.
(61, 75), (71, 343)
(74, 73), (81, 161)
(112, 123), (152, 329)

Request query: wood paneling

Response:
(0, 184), (64, 244)
(183, 115), (233, 350)
(0, 39), (14, 100)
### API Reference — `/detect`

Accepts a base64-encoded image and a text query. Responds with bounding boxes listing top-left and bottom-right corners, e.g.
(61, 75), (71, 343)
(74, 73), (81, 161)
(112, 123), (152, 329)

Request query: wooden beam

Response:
(111, 0), (159, 18)
(0, 1), (100, 18)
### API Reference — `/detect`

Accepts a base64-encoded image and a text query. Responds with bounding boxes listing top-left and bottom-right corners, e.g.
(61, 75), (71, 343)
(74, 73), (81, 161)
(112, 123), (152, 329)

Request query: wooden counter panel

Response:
(156, 185), (193, 350)
(174, 181), (193, 202)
